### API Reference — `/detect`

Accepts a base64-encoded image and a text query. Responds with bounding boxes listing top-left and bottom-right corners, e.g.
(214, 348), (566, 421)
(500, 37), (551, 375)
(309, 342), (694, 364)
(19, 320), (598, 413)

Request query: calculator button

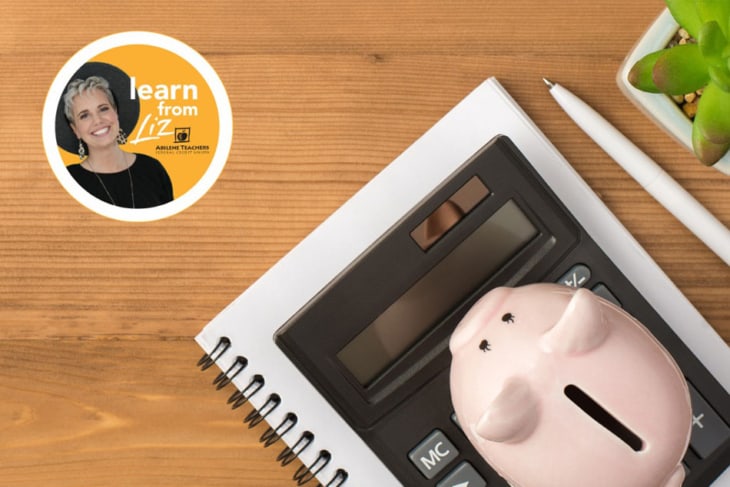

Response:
(436, 461), (487, 487)
(687, 384), (730, 458)
(591, 283), (621, 307)
(557, 264), (591, 288)
(408, 429), (460, 479)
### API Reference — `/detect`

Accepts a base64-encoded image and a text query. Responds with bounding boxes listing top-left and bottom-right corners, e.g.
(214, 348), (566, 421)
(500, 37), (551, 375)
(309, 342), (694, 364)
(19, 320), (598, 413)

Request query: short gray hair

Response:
(63, 75), (116, 122)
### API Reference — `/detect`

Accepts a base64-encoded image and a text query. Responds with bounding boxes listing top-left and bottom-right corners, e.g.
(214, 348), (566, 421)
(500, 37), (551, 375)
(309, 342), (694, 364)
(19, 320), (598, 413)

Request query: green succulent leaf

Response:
(652, 44), (710, 94)
(695, 0), (730, 36)
(709, 65), (730, 91)
(695, 82), (730, 146)
(666, 0), (704, 38)
(692, 122), (730, 165)
(628, 50), (665, 92)
(698, 21), (727, 64)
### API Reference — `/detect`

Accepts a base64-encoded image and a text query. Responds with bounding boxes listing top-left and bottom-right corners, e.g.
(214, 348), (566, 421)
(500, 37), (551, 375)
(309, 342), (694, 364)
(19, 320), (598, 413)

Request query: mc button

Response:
(408, 429), (460, 479)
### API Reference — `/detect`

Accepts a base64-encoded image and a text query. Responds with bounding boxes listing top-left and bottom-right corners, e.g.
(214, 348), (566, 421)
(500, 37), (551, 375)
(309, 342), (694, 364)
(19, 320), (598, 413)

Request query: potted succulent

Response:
(617, 0), (730, 174)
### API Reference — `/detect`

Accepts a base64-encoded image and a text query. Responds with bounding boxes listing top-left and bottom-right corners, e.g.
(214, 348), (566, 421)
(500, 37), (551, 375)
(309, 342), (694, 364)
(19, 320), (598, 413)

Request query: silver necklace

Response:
(86, 158), (135, 208)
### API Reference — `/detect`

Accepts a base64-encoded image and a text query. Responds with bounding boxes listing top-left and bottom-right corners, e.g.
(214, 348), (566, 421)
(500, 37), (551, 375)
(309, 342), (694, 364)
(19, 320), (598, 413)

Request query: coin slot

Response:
(564, 384), (643, 452)
(411, 176), (490, 250)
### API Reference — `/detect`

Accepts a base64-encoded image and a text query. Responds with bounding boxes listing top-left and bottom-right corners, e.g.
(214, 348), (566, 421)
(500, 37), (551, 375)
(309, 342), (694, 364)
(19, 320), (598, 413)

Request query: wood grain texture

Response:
(1, 0), (728, 485)
(0, 340), (296, 486)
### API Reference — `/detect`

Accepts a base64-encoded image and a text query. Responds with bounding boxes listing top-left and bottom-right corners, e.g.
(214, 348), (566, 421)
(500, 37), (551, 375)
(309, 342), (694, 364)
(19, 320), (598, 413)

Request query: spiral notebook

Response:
(196, 78), (730, 486)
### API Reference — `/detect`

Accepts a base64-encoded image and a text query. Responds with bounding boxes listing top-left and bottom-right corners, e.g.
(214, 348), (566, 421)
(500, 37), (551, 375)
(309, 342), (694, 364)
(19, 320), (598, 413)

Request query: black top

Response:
(68, 153), (174, 209)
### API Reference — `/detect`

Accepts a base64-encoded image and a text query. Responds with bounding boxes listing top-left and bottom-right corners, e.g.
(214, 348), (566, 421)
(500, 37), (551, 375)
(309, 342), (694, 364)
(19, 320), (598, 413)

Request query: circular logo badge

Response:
(43, 32), (232, 222)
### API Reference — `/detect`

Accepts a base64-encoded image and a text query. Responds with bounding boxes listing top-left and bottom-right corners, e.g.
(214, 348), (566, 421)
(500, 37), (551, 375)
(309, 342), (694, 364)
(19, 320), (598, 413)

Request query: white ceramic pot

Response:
(617, 9), (730, 175)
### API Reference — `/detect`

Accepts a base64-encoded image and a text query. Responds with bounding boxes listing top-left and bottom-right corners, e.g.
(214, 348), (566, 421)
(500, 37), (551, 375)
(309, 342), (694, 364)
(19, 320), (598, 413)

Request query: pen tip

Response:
(542, 78), (555, 88)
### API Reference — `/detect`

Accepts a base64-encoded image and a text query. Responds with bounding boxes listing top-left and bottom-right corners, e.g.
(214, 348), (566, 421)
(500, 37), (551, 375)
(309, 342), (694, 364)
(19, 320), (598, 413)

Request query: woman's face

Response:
(69, 88), (120, 151)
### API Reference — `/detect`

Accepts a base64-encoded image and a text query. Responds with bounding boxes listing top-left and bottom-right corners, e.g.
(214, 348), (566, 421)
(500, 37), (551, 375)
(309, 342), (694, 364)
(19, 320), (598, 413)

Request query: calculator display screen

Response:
(336, 199), (538, 386)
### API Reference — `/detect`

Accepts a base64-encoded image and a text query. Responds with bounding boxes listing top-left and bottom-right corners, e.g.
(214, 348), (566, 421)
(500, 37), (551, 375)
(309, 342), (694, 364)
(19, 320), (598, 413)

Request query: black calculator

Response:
(197, 78), (730, 486)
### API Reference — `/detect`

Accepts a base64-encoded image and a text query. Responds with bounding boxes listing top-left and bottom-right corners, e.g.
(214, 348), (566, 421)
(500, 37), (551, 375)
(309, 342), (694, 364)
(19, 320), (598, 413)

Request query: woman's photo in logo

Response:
(43, 32), (232, 222)
(56, 62), (174, 209)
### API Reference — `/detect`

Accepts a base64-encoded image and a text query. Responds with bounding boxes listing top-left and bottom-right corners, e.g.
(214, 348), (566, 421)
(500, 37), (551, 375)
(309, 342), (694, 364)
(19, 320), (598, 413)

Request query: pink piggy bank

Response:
(449, 283), (691, 487)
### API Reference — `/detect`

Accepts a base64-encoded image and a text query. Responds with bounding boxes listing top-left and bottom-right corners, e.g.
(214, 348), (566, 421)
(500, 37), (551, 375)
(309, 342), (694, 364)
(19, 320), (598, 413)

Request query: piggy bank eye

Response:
(479, 339), (491, 352)
(501, 312), (515, 324)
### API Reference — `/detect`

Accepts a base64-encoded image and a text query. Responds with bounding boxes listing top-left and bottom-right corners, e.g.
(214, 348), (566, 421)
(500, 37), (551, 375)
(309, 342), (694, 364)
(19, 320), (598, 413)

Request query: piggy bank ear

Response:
(450, 287), (510, 353)
(475, 377), (538, 444)
(540, 288), (609, 355)
(662, 465), (686, 487)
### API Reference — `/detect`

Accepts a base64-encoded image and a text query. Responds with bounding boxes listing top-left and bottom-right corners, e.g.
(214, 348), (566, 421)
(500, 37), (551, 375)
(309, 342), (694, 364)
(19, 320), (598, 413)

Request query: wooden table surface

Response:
(2, 1), (728, 486)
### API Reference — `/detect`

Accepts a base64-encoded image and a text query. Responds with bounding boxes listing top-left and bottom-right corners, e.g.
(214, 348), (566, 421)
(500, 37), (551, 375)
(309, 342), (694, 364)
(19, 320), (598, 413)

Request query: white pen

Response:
(543, 78), (730, 266)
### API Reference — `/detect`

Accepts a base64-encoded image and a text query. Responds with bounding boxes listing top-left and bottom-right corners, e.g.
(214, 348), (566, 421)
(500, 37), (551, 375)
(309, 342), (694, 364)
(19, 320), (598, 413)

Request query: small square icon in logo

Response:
(175, 127), (191, 143)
